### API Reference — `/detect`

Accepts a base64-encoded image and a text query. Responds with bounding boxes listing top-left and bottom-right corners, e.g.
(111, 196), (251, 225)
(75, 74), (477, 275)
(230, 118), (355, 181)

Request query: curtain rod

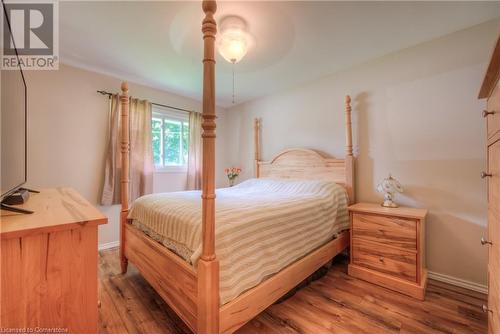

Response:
(97, 90), (193, 113)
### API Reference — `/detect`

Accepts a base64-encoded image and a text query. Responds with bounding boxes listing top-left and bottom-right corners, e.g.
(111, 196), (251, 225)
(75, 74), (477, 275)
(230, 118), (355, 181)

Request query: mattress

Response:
(128, 178), (350, 305)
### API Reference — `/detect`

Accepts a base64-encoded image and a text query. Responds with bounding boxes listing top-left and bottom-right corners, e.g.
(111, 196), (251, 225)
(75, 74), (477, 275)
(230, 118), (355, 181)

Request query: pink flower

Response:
(225, 167), (241, 176)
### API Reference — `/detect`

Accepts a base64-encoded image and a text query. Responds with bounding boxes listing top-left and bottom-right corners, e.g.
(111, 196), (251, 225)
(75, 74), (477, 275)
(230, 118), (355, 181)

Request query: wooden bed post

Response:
(198, 1), (219, 334)
(120, 81), (130, 274)
(344, 95), (355, 204)
(254, 118), (261, 177)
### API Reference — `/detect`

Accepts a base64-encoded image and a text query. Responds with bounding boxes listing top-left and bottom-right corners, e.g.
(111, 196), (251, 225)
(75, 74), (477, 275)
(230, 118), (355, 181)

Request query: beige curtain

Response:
(186, 111), (202, 190)
(101, 95), (154, 205)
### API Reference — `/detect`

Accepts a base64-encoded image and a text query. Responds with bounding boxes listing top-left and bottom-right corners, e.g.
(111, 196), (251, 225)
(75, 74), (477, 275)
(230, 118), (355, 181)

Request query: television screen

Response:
(0, 4), (27, 199)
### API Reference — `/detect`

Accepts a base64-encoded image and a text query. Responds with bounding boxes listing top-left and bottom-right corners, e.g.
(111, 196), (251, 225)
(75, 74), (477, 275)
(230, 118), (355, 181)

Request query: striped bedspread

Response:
(128, 178), (350, 305)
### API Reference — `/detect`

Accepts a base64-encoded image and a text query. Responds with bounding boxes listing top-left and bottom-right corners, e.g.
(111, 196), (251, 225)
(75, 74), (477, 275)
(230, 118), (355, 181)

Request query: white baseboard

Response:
(428, 271), (488, 294)
(98, 241), (120, 251)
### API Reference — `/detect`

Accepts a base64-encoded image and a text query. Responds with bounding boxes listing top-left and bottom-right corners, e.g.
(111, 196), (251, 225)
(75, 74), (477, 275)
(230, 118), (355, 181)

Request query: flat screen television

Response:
(1, 1), (28, 202)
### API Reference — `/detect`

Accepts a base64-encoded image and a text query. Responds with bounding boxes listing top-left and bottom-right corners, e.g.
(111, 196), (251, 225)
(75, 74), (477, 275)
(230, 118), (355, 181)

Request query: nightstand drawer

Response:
(352, 213), (417, 250)
(352, 238), (417, 282)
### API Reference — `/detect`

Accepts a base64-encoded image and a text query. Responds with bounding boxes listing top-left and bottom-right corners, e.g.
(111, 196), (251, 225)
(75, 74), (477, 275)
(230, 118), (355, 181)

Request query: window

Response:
(152, 107), (189, 172)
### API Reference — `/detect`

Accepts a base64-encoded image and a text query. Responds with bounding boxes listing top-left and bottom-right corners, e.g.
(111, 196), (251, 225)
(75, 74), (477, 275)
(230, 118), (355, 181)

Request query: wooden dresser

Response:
(478, 35), (500, 334)
(348, 203), (427, 300)
(0, 188), (107, 333)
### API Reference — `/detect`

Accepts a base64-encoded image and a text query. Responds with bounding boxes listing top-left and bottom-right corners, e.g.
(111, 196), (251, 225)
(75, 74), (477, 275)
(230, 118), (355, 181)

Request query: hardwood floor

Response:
(98, 248), (487, 334)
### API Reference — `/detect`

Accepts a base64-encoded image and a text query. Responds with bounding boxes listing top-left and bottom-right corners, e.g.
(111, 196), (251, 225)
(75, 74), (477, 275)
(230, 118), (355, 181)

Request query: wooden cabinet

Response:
(487, 98), (500, 334)
(0, 188), (107, 333)
(348, 203), (427, 300)
(479, 35), (500, 334)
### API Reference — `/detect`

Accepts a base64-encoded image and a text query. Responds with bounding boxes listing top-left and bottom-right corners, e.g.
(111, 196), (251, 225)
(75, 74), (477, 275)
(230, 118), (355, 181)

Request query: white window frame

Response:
(152, 106), (190, 173)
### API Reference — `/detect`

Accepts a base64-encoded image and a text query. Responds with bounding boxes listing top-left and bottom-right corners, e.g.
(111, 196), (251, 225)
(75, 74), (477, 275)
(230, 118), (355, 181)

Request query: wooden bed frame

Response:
(118, 2), (355, 333)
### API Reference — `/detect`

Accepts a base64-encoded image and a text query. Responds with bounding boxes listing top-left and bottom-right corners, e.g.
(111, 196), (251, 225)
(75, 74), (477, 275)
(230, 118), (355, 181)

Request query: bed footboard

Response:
(124, 223), (199, 332)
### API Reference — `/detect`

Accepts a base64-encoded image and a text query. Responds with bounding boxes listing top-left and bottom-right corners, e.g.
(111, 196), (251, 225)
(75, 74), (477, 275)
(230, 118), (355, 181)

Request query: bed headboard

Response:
(254, 96), (355, 204)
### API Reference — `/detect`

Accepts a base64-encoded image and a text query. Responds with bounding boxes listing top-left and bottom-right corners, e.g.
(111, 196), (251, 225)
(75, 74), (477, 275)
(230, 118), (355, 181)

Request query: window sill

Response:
(155, 167), (188, 174)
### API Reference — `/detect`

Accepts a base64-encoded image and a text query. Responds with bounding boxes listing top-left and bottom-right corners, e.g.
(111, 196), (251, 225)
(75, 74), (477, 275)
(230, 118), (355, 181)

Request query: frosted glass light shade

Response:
(217, 28), (249, 64)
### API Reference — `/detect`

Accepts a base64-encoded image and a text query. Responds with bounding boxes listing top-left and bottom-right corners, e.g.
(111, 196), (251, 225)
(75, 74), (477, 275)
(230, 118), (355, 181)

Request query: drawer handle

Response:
(481, 237), (493, 246)
(481, 172), (492, 179)
(379, 256), (385, 263)
(483, 110), (496, 118)
(482, 304), (493, 314)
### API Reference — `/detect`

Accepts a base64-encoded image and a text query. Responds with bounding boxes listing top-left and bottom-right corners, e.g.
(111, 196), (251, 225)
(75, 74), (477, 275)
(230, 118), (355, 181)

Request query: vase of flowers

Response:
(225, 167), (241, 187)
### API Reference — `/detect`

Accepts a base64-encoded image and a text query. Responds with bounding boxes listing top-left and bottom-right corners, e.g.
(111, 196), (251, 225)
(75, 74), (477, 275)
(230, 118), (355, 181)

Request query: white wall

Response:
(24, 64), (229, 247)
(223, 20), (499, 286)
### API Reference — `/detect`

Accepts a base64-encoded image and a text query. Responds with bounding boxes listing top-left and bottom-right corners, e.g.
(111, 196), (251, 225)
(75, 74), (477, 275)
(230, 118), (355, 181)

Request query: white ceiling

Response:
(60, 1), (500, 107)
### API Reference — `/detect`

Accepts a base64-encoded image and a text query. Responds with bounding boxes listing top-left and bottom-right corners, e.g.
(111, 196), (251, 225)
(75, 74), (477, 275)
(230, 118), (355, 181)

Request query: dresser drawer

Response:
(352, 212), (417, 250)
(489, 271), (500, 334)
(352, 238), (417, 282)
(489, 140), (500, 215)
(489, 210), (500, 269)
(486, 85), (500, 140)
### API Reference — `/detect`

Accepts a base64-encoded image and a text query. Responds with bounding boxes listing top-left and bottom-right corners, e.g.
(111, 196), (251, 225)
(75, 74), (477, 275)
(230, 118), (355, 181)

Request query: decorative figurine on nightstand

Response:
(376, 174), (403, 208)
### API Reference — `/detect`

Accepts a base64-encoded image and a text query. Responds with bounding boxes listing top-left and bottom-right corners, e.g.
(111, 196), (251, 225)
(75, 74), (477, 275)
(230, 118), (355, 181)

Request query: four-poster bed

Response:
(118, 1), (355, 333)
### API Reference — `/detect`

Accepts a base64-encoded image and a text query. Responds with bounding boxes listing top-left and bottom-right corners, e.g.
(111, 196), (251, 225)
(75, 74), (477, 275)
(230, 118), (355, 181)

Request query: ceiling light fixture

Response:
(217, 16), (254, 104)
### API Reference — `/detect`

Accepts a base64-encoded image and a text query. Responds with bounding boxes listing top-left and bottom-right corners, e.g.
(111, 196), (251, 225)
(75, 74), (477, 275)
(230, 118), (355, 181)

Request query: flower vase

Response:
(228, 178), (235, 187)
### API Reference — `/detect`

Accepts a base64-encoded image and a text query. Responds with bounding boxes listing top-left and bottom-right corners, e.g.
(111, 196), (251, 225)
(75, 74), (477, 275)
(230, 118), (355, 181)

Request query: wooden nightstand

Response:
(348, 203), (428, 300)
